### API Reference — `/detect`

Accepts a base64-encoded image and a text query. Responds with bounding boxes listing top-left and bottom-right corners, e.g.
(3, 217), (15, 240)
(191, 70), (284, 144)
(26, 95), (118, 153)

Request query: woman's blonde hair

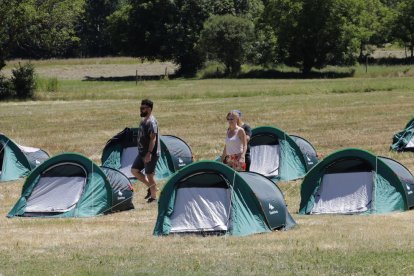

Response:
(227, 111), (241, 126)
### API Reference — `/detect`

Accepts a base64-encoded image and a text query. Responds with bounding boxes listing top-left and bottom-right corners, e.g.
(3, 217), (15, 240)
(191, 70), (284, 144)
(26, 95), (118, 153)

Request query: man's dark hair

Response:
(141, 99), (153, 109)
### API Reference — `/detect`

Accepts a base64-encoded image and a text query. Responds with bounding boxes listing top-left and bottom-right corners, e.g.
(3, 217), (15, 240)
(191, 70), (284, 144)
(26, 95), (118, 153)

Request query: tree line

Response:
(1, 0), (414, 76)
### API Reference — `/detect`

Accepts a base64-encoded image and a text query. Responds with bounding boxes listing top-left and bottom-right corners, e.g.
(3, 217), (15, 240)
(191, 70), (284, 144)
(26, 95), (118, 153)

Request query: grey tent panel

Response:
(379, 157), (414, 208)
(160, 135), (193, 170)
(290, 135), (318, 170)
(100, 166), (134, 212)
(25, 176), (86, 213)
(24, 149), (50, 169)
(239, 171), (295, 230)
(311, 172), (374, 214)
(170, 187), (231, 233)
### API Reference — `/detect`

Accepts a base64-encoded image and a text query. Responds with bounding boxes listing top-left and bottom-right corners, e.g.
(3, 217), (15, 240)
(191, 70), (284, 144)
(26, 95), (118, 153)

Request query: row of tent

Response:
(4, 117), (413, 184)
(2, 118), (414, 236)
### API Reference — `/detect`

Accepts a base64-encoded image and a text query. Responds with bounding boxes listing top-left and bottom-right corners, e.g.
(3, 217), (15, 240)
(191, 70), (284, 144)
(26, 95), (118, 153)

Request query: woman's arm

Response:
(221, 144), (227, 162)
(238, 128), (247, 160)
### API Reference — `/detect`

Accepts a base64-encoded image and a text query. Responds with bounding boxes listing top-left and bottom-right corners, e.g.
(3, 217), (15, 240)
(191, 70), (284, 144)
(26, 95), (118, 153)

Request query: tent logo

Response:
(117, 190), (125, 200)
(269, 203), (279, 215)
(178, 157), (186, 167)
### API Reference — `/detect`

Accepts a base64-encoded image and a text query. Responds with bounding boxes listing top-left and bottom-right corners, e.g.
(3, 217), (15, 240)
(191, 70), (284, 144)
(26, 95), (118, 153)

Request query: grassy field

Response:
(1, 60), (414, 275)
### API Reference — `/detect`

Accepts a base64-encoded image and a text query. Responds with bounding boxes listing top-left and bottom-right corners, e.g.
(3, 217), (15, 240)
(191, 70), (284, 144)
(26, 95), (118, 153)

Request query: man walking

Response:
(131, 99), (160, 203)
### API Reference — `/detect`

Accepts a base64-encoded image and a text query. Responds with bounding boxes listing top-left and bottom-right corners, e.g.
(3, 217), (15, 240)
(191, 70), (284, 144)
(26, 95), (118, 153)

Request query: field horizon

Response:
(1, 59), (414, 275)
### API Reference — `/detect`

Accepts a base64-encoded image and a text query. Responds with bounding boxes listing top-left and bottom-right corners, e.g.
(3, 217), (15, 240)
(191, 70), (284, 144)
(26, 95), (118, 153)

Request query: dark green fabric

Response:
(8, 153), (113, 218)
(299, 148), (408, 215)
(0, 135), (32, 182)
(390, 118), (414, 151)
(101, 144), (122, 169)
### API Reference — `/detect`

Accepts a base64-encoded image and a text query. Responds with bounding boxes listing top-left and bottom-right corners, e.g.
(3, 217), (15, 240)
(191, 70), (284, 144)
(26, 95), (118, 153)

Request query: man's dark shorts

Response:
(131, 154), (159, 174)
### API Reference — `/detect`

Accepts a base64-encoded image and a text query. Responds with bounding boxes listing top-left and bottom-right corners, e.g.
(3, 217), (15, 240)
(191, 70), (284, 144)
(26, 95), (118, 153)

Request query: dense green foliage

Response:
(393, 0), (414, 59)
(200, 15), (255, 74)
(0, 0), (413, 75)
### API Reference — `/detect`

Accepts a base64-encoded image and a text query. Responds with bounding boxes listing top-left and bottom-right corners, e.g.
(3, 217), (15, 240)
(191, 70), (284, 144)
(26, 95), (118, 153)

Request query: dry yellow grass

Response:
(1, 77), (414, 274)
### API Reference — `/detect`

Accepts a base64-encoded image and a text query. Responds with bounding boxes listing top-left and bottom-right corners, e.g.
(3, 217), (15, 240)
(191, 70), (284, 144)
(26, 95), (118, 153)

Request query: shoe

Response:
(144, 188), (151, 199)
(147, 197), (157, 203)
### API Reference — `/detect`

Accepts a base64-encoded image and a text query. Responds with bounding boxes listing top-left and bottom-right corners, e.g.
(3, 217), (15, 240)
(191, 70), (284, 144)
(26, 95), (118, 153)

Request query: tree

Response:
(109, 0), (265, 76)
(0, 0), (32, 70)
(355, 0), (394, 61)
(79, 0), (125, 57)
(263, 0), (363, 74)
(10, 0), (84, 59)
(115, 0), (209, 76)
(200, 15), (255, 74)
(392, 0), (414, 60)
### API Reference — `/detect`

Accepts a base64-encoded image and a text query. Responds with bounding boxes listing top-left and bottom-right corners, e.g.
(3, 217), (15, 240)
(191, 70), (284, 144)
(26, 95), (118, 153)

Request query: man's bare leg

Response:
(147, 173), (157, 199)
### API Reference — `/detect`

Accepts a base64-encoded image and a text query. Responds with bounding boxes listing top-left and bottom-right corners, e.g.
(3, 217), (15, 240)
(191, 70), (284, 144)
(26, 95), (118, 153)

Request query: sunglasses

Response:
(227, 118), (235, 121)
(140, 106), (150, 110)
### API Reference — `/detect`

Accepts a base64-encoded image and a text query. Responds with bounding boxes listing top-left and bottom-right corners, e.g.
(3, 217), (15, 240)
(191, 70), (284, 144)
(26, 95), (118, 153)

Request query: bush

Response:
(11, 62), (36, 99)
(0, 75), (13, 100)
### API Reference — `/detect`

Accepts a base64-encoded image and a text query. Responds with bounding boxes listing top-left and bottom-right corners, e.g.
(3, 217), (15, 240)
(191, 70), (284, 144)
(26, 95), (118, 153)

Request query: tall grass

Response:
(1, 62), (414, 275)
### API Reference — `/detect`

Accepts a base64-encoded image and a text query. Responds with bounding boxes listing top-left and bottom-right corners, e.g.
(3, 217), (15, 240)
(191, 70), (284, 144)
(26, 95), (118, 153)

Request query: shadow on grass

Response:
(238, 69), (355, 79)
(83, 69), (355, 82)
(201, 68), (355, 79)
(83, 75), (173, 82)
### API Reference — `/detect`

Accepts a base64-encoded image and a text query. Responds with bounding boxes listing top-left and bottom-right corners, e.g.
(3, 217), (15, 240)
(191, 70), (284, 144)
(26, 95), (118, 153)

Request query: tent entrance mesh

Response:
(170, 172), (231, 234)
(311, 172), (374, 214)
(24, 163), (87, 216)
(120, 147), (138, 178)
(249, 134), (280, 178)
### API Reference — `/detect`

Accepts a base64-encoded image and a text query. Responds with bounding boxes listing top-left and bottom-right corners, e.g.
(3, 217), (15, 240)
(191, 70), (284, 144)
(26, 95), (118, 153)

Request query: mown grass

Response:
(1, 61), (414, 275)
(29, 75), (414, 101)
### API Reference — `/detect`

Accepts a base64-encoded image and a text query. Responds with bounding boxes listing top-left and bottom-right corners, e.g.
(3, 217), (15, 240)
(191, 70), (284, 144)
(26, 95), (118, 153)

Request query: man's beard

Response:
(140, 111), (148, 117)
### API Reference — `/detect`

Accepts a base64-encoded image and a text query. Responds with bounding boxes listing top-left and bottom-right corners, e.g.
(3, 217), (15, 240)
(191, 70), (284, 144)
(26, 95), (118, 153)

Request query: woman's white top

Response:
(226, 129), (243, 155)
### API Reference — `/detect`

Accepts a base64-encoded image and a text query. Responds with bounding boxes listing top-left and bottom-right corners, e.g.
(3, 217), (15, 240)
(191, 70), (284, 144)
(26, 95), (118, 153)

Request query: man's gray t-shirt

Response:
(137, 115), (161, 156)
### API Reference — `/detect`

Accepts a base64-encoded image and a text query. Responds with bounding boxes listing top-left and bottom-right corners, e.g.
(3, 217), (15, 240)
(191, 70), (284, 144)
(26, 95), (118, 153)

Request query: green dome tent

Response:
(0, 134), (49, 182)
(248, 126), (318, 181)
(153, 161), (296, 236)
(8, 153), (134, 218)
(101, 128), (193, 180)
(391, 118), (414, 152)
(299, 148), (414, 215)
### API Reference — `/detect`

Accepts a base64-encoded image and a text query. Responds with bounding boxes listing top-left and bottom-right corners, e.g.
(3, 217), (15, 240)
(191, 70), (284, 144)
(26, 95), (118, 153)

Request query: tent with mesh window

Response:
(8, 153), (134, 218)
(391, 118), (414, 152)
(101, 128), (193, 180)
(153, 160), (296, 236)
(299, 148), (414, 215)
(0, 134), (49, 182)
(248, 126), (318, 182)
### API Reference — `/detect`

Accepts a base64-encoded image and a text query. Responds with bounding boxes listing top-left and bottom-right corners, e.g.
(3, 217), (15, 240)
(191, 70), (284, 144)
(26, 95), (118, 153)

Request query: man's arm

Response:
(145, 133), (157, 163)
